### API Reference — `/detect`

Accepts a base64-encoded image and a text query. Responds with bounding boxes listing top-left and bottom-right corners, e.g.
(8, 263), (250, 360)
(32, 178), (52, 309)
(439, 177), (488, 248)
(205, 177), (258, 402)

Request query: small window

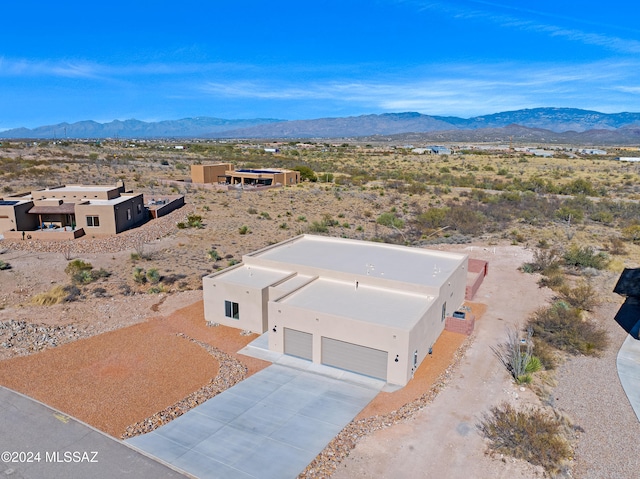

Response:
(441, 302), (446, 322)
(137, 204), (142, 214)
(86, 216), (100, 227)
(127, 208), (131, 220)
(224, 300), (239, 319)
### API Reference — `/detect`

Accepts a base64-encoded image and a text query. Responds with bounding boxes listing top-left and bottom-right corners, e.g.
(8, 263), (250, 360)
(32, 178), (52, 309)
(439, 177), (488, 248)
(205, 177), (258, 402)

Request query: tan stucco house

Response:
(191, 163), (300, 187)
(0, 182), (182, 240)
(203, 235), (471, 386)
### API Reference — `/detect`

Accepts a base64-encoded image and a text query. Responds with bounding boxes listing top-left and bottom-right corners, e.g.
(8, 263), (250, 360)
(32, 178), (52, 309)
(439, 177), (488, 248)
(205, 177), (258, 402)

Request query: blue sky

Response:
(1, 0), (639, 129)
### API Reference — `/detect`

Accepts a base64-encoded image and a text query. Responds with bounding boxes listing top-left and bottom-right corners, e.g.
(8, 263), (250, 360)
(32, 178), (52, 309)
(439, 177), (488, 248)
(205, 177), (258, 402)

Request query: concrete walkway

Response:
(0, 386), (186, 479)
(617, 333), (640, 421)
(127, 364), (382, 479)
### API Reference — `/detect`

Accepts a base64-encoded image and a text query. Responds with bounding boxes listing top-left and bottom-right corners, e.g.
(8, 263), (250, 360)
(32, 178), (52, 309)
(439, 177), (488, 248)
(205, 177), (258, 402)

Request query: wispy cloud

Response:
(0, 57), (253, 79)
(198, 59), (640, 117)
(409, 0), (640, 54)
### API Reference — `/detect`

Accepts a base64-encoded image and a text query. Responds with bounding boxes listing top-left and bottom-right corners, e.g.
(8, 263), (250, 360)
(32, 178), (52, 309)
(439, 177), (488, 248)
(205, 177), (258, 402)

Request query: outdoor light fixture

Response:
(272, 326), (277, 333)
(395, 355), (399, 363)
(429, 347), (433, 355)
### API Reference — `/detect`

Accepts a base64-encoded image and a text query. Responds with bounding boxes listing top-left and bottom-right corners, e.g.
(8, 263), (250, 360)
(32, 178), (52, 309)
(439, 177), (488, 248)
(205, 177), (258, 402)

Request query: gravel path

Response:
(551, 299), (640, 479)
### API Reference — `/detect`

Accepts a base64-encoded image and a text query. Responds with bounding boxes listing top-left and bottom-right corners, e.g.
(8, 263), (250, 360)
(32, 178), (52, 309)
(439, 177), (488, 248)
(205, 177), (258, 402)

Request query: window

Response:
(86, 216), (100, 227)
(137, 204), (142, 214)
(441, 302), (447, 322)
(127, 208), (131, 220)
(225, 300), (239, 319)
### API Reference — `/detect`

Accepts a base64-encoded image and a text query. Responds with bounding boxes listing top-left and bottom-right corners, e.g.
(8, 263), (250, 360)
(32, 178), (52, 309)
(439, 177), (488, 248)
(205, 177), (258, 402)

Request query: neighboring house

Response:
(0, 182), (182, 239)
(614, 268), (640, 339)
(617, 157), (640, 162)
(203, 235), (478, 386)
(191, 163), (300, 187)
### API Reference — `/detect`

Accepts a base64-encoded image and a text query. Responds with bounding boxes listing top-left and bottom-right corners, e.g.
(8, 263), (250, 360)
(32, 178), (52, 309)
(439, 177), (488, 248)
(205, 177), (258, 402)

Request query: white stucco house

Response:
(203, 235), (475, 386)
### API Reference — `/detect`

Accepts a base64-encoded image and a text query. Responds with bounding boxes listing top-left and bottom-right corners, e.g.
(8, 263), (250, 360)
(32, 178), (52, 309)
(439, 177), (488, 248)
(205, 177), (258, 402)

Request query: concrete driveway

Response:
(0, 386), (186, 479)
(127, 364), (383, 479)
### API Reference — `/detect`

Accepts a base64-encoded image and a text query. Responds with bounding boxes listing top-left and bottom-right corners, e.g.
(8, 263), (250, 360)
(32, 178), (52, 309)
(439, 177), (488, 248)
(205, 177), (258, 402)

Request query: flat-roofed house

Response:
(191, 163), (300, 187)
(0, 182), (156, 239)
(203, 235), (470, 386)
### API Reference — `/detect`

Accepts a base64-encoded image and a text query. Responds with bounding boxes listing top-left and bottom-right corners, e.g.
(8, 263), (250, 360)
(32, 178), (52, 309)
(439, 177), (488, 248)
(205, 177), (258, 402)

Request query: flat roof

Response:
(41, 185), (118, 192)
(215, 265), (293, 289)
(80, 194), (142, 206)
(279, 278), (432, 330)
(251, 235), (466, 287)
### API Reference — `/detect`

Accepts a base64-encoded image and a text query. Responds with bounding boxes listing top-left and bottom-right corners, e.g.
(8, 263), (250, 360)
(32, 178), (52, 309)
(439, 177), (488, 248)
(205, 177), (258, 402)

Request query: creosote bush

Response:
(557, 280), (598, 311)
(563, 245), (609, 270)
(479, 403), (573, 474)
(527, 302), (608, 356)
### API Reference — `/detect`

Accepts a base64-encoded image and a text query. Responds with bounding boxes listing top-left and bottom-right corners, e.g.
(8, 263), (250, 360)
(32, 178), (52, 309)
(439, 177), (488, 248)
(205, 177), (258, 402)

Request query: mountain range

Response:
(2, 108), (640, 144)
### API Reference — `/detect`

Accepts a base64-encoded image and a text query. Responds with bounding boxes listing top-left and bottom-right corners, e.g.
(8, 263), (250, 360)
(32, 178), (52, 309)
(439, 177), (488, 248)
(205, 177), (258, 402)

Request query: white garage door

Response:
(321, 337), (388, 380)
(283, 328), (312, 360)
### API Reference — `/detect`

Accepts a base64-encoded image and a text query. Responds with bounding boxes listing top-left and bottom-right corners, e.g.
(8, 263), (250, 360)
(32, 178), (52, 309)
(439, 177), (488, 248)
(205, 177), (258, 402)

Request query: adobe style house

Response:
(191, 163), (300, 188)
(0, 182), (183, 240)
(203, 235), (481, 386)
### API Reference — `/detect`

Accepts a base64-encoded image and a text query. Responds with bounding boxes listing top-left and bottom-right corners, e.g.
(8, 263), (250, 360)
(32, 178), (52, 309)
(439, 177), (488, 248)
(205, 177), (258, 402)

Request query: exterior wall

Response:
(147, 196), (185, 219)
(0, 202), (38, 232)
(32, 186), (120, 200)
(191, 164), (233, 184)
(466, 259), (488, 300)
(268, 301), (411, 385)
(202, 271), (267, 333)
(75, 194), (145, 235)
(406, 302), (445, 380)
(445, 314), (475, 335)
(283, 170), (300, 185)
(113, 194), (146, 233)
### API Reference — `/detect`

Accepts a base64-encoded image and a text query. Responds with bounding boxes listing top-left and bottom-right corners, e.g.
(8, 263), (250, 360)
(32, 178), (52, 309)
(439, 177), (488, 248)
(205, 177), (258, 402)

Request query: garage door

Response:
(283, 328), (312, 360)
(321, 337), (388, 380)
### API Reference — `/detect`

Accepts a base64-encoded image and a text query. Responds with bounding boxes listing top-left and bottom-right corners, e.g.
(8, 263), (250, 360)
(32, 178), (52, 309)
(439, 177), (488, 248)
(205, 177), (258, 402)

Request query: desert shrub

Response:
(146, 268), (161, 284)
(527, 302), (608, 356)
(538, 270), (565, 290)
(478, 402), (573, 474)
(308, 221), (328, 233)
(259, 211), (271, 220)
(563, 245), (609, 270)
(492, 327), (537, 384)
(558, 281), (598, 311)
(238, 225), (250, 235)
(31, 285), (79, 305)
(72, 270), (94, 284)
(186, 214), (203, 228)
(65, 259), (109, 284)
(247, 207), (257, 214)
(416, 207), (447, 230)
(0, 260), (10, 270)
(133, 267), (147, 284)
(207, 249), (220, 261)
(293, 165), (317, 182)
(444, 204), (487, 235)
(376, 212), (404, 229)
(65, 259), (92, 276)
(532, 340), (558, 370)
(622, 224), (640, 243)
(522, 248), (561, 274)
(607, 236), (627, 255)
